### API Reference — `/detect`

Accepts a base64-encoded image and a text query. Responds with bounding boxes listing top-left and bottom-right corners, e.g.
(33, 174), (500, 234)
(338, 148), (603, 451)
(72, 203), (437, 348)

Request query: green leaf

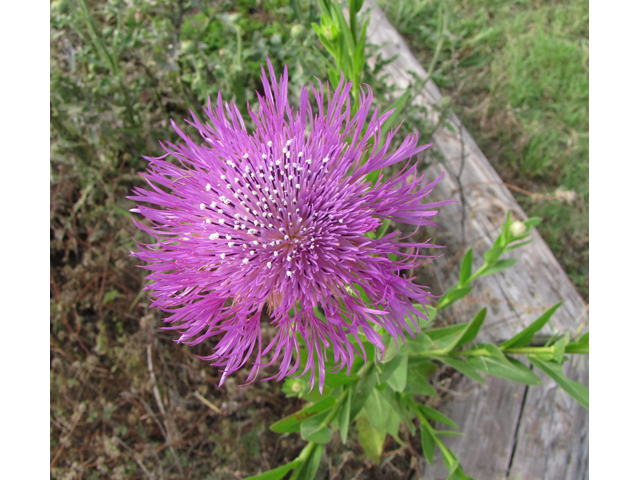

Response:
(437, 356), (485, 384)
(528, 356), (589, 409)
(420, 425), (436, 463)
(467, 346), (541, 385)
(459, 248), (473, 286)
(499, 210), (512, 246)
(577, 332), (589, 344)
(269, 397), (336, 433)
(552, 332), (571, 364)
(350, 0), (365, 14)
(339, 387), (352, 444)
(483, 245), (504, 265)
(290, 443), (324, 480)
(524, 217), (542, 229)
(415, 404), (458, 429)
(437, 286), (473, 310)
(379, 349), (405, 379)
(300, 415), (332, 444)
(500, 302), (563, 349)
(356, 415), (386, 464)
(386, 355), (408, 392)
(323, 364), (362, 388)
(405, 364), (438, 396)
(406, 332), (436, 353)
(424, 323), (469, 341)
(350, 370), (377, 421)
(477, 258), (517, 277)
(364, 388), (389, 431)
(505, 241), (532, 252)
(454, 308), (487, 348)
(244, 460), (302, 480)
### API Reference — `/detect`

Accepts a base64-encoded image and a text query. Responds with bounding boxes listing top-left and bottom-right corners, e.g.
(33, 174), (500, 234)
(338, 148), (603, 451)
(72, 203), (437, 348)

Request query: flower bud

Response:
(290, 24), (304, 39)
(509, 221), (526, 237)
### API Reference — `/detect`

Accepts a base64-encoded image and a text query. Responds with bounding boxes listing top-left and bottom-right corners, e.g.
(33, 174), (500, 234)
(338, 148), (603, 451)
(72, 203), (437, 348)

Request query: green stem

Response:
(410, 0), (449, 100)
(566, 344), (589, 354)
(504, 346), (555, 355)
(409, 344), (588, 360)
(322, 389), (348, 427)
(295, 441), (316, 463)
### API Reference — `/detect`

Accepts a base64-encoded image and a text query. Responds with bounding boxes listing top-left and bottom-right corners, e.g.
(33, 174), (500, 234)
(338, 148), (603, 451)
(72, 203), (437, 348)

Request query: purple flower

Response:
(130, 60), (452, 392)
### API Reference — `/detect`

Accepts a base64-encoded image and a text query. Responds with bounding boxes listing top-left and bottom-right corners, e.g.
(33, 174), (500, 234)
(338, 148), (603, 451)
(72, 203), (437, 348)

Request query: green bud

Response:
(290, 24), (304, 39)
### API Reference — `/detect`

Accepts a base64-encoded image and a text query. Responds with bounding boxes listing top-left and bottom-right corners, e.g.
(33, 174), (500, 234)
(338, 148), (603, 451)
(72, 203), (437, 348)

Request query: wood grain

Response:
(363, 2), (589, 478)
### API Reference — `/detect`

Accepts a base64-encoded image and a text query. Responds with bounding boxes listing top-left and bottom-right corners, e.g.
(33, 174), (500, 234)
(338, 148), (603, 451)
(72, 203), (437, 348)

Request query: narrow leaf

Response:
(553, 332), (571, 364)
(438, 286), (473, 310)
(468, 348), (541, 385)
(339, 387), (352, 444)
(290, 443), (324, 480)
(244, 460), (302, 480)
(437, 356), (485, 384)
(483, 245), (504, 265)
(405, 364), (438, 396)
(416, 404), (458, 429)
(269, 397), (336, 433)
(424, 323), (469, 341)
(420, 425), (435, 463)
(529, 356), (589, 409)
(524, 217), (542, 229)
(477, 258), (517, 277)
(459, 248), (473, 286)
(454, 308), (487, 348)
(500, 302), (563, 349)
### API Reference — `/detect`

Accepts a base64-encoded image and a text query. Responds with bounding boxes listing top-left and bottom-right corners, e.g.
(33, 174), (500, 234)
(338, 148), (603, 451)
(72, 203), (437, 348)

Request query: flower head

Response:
(130, 60), (452, 391)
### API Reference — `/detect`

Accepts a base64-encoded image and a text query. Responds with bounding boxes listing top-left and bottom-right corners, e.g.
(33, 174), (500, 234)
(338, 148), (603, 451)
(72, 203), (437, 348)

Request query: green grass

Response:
(379, 0), (589, 298)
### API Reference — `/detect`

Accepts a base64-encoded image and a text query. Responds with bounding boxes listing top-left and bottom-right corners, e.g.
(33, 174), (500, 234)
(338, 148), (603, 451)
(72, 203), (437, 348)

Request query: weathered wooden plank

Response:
(363, 2), (589, 479)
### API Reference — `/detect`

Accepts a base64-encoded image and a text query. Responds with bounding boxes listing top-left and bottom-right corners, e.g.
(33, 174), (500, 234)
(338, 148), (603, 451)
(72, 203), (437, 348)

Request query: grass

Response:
(378, 0), (589, 298)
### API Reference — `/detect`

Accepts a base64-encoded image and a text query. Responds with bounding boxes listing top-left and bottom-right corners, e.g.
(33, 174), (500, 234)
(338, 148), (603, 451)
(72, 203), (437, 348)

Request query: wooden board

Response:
(363, 2), (589, 479)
